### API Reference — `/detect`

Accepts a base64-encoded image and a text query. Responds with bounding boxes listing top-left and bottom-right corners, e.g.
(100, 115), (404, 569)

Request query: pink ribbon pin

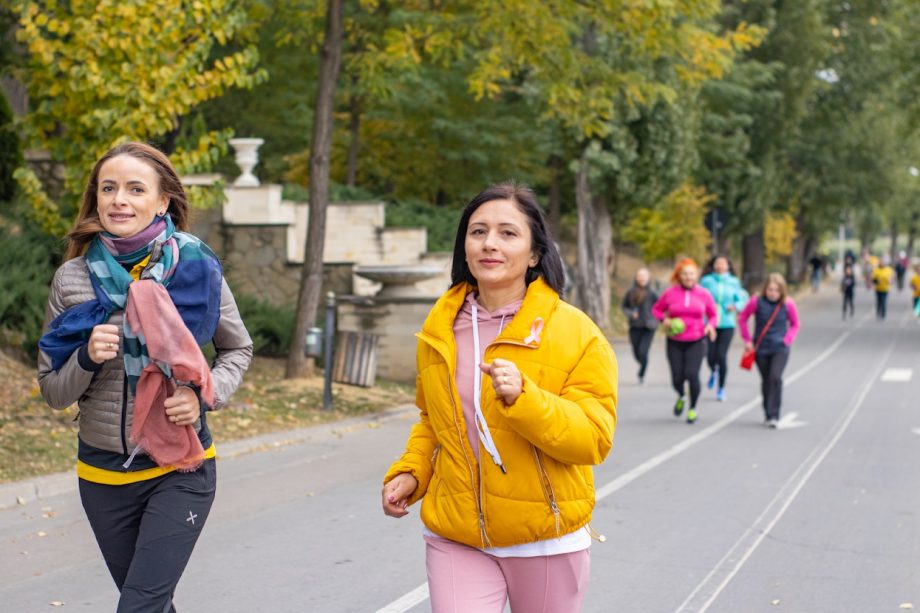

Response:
(523, 317), (544, 345)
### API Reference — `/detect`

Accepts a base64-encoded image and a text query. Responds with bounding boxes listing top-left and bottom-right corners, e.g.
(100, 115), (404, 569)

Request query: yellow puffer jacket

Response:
(384, 278), (618, 548)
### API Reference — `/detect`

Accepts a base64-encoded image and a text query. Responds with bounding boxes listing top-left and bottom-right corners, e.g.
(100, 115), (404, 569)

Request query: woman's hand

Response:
(744, 341), (754, 351)
(661, 317), (671, 330)
(705, 324), (717, 341)
(164, 386), (201, 427)
(382, 473), (418, 518)
(87, 324), (120, 364)
(481, 358), (523, 405)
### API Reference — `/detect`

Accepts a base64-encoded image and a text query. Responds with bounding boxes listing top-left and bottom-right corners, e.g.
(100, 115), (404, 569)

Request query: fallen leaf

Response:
(900, 604), (914, 610)
(50, 601), (65, 607)
(37, 531), (47, 537)
(16, 496), (26, 506)
(772, 600), (781, 606)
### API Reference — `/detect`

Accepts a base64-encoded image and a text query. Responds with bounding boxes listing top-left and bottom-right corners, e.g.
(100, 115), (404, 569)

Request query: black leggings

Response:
(666, 338), (706, 408)
(843, 289), (854, 317)
(79, 459), (217, 613)
(628, 327), (656, 378)
(755, 350), (789, 420)
(875, 291), (888, 319)
(706, 328), (734, 388)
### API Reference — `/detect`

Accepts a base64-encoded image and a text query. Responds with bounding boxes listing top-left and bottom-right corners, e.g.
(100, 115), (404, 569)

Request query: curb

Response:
(0, 403), (417, 512)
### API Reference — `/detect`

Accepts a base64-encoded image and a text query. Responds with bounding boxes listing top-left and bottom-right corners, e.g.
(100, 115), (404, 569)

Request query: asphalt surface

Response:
(1, 282), (918, 612)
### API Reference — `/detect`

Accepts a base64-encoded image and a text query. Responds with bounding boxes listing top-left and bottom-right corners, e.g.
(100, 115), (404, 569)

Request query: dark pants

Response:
(875, 291), (888, 319)
(666, 338), (706, 408)
(79, 459), (217, 613)
(706, 328), (734, 388)
(755, 350), (789, 420)
(628, 327), (656, 379)
(842, 289), (854, 318)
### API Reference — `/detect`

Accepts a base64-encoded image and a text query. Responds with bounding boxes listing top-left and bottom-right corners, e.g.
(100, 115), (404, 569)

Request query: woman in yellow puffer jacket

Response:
(381, 182), (618, 612)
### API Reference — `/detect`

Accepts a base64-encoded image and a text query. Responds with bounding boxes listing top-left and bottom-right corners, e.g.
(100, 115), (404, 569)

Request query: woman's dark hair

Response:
(450, 182), (565, 294)
(704, 254), (735, 276)
(65, 141), (190, 260)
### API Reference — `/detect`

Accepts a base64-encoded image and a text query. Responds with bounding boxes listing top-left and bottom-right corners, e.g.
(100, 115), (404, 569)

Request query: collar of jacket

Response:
(418, 278), (560, 361)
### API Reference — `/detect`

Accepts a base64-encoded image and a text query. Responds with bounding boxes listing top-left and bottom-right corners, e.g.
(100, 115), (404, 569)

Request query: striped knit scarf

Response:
(40, 215), (223, 387)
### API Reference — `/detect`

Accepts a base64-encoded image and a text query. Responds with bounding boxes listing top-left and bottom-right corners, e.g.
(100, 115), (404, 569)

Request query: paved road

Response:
(1, 283), (918, 612)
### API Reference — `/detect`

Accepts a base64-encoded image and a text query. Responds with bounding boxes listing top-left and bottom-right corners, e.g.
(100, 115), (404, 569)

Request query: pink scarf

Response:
(125, 280), (216, 471)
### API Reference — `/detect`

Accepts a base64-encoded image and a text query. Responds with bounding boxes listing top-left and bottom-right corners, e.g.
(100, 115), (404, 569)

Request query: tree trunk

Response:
(574, 156), (611, 331)
(906, 215), (917, 262)
(548, 154), (562, 239)
(889, 219), (898, 264)
(741, 227), (766, 291)
(787, 211), (811, 284)
(286, 0), (344, 379)
(345, 93), (361, 187)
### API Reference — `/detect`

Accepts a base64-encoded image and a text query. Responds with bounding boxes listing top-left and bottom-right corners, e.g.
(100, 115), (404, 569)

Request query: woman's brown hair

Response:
(64, 142), (190, 261)
(761, 273), (788, 303)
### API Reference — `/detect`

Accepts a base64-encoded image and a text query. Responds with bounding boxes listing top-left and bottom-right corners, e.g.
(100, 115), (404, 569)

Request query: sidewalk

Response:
(0, 403), (416, 511)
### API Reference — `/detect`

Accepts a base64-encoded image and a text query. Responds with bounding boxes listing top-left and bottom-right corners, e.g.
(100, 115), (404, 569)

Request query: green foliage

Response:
(0, 216), (60, 358)
(384, 198), (458, 254)
(621, 184), (714, 263)
(233, 293), (295, 357)
(11, 0), (268, 233)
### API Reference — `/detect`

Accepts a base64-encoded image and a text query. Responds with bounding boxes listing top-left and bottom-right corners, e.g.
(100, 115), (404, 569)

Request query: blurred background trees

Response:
(3, 0), (920, 347)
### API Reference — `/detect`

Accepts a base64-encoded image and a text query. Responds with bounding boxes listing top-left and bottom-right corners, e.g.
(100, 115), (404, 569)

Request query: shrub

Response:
(0, 220), (61, 359)
(233, 293), (296, 357)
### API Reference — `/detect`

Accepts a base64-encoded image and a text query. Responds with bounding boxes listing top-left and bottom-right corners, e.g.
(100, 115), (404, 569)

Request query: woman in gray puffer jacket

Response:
(38, 142), (252, 612)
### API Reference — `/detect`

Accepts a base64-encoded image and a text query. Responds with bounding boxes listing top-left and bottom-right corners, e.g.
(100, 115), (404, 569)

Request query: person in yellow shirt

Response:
(910, 264), (920, 313)
(871, 256), (895, 320)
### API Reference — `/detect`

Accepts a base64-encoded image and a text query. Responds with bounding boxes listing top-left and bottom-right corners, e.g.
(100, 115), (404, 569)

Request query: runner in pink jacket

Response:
(652, 258), (718, 423)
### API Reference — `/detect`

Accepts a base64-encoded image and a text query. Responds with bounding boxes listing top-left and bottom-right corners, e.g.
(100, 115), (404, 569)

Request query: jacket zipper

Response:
(418, 331), (490, 548)
(120, 376), (129, 456)
(531, 446), (561, 536)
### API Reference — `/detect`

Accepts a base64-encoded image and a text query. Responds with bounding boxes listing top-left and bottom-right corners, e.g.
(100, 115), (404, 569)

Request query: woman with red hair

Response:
(652, 259), (718, 423)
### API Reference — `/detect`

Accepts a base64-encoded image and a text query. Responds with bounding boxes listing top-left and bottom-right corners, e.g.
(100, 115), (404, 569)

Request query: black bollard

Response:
(323, 292), (335, 410)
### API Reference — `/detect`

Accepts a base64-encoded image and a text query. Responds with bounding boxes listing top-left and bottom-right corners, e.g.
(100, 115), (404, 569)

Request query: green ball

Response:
(668, 317), (686, 336)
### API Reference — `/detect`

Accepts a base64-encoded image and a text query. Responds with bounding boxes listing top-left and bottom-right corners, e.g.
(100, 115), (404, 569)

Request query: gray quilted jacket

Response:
(38, 257), (253, 456)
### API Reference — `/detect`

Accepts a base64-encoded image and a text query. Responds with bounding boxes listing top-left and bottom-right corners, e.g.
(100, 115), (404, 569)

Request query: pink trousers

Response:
(424, 536), (591, 613)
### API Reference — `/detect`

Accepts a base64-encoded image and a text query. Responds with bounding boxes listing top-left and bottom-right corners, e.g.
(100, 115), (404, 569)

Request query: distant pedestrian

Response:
(700, 255), (748, 402)
(37, 142), (253, 611)
(381, 182), (617, 612)
(911, 264), (920, 312)
(895, 250), (908, 291)
(871, 256), (894, 320)
(739, 273), (801, 428)
(621, 268), (659, 385)
(808, 253), (825, 292)
(841, 263), (856, 319)
(652, 258), (718, 424)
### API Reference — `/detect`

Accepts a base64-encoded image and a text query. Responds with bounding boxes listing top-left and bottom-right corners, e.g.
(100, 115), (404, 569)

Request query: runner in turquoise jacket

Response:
(700, 255), (748, 401)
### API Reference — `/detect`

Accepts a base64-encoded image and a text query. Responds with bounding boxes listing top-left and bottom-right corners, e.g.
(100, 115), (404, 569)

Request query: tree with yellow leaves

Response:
(11, 0), (267, 235)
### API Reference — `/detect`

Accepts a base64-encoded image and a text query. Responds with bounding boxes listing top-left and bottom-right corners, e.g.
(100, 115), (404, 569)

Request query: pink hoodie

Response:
(452, 292), (522, 460)
(652, 284), (718, 342)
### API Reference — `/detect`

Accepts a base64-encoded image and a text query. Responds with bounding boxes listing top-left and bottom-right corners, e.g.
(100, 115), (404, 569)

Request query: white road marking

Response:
(376, 321), (859, 613)
(881, 368), (913, 382)
(374, 585), (430, 613)
(911, 428), (920, 436)
(675, 344), (892, 613)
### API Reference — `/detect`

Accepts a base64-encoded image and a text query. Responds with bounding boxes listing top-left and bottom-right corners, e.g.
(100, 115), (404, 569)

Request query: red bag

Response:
(739, 348), (756, 370)
(740, 301), (782, 371)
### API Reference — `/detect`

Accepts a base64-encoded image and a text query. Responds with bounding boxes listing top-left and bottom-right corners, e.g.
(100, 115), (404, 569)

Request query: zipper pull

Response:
(586, 523), (607, 543)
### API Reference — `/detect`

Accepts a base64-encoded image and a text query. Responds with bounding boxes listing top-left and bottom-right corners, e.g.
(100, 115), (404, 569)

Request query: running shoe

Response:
(686, 408), (698, 424)
(767, 418), (779, 429)
(716, 388), (726, 402)
(673, 397), (685, 417)
(707, 370), (717, 390)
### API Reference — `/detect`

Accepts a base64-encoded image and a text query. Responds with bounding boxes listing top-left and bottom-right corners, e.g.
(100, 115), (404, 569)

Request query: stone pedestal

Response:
(336, 297), (436, 383)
